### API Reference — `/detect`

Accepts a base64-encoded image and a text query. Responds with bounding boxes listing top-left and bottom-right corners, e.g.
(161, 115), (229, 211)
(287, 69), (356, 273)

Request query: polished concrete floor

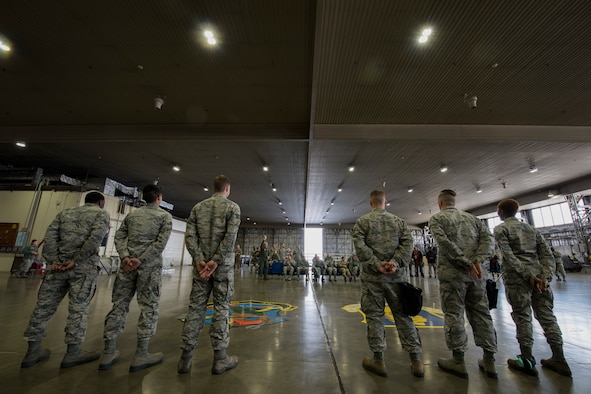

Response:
(1, 265), (590, 394)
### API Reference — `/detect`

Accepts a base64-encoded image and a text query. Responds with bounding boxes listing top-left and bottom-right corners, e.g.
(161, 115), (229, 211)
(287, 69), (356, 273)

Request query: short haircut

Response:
(498, 199), (519, 217)
(142, 184), (162, 203)
(370, 190), (386, 205)
(31, 239), (37, 243)
(85, 191), (105, 204)
(214, 175), (231, 192)
(438, 189), (456, 205)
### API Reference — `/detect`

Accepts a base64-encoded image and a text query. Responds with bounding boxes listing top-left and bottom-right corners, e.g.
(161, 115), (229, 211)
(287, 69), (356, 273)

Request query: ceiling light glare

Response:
(348, 166), (355, 172)
(548, 189), (558, 198)
(338, 188), (343, 192)
(278, 201), (282, 205)
(16, 141), (26, 148)
(407, 187), (413, 193)
(207, 37), (216, 45)
(418, 211), (423, 215)
(203, 187), (209, 192)
(204, 30), (214, 38)
(476, 186), (482, 193)
(440, 165), (448, 173)
(172, 165), (181, 172)
(418, 27), (432, 43)
(529, 165), (538, 173)
(331, 201), (334, 205)
(246, 217), (250, 221)
(262, 165), (269, 172)
(0, 40), (11, 52)
(386, 202), (391, 207)
(272, 185), (277, 192)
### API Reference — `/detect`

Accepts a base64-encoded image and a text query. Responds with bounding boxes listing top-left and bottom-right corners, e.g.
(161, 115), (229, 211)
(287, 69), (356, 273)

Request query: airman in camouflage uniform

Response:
(348, 253), (360, 281)
(99, 185), (172, 372)
(428, 189), (497, 379)
(325, 254), (338, 281)
(21, 192), (110, 369)
(353, 190), (424, 378)
(178, 175), (241, 375)
(550, 247), (567, 281)
(495, 199), (571, 377)
(282, 254), (296, 280)
(312, 254), (325, 282)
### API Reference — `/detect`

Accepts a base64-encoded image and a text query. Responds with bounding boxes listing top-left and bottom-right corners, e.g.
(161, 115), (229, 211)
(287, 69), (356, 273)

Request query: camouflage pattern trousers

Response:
(505, 282), (563, 349)
(23, 267), (98, 344)
(360, 280), (422, 354)
(181, 270), (234, 351)
(103, 264), (162, 340)
(439, 279), (497, 353)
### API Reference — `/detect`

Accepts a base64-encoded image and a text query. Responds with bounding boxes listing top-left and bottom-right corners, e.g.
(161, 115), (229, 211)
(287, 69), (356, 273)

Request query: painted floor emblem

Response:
(178, 300), (297, 328)
(343, 304), (445, 328)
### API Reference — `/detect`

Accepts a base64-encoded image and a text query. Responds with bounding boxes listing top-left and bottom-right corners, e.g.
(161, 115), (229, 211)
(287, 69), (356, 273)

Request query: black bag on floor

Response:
(486, 279), (499, 310)
(399, 282), (423, 316)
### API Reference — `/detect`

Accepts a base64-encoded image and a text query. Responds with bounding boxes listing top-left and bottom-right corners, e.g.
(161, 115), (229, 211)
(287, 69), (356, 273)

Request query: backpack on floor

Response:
(399, 282), (423, 316)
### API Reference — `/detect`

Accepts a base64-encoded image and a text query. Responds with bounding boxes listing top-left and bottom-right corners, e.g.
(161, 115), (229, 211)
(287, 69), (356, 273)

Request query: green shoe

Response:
(508, 355), (538, 377)
(438, 358), (468, 379)
(362, 357), (387, 377)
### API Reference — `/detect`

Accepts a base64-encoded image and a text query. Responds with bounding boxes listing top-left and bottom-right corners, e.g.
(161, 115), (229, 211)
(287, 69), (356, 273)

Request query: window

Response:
(304, 227), (323, 262)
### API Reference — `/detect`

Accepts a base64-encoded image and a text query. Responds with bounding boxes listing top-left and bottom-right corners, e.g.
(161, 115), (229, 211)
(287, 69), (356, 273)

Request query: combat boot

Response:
(61, 344), (100, 368)
(438, 358), (468, 379)
(177, 349), (194, 374)
(410, 360), (424, 377)
(130, 339), (163, 372)
(362, 357), (388, 377)
(212, 355), (239, 374)
(541, 358), (572, 377)
(478, 358), (498, 378)
(98, 350), (120, 370)
(507, 355), (538, 377)
(21, 341), (50, 368)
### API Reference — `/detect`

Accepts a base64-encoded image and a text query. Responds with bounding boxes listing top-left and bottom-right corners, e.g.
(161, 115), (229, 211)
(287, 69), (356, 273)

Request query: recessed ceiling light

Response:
(529, 165), (538, 173)
(278, 201), (282, 205)
(418, 27), (433, 43)
(246, 217), (250, 221)
(418, 211), (423, 215)
(0, 40), (11, 52)
(16, 142), (26, 148)
(440, 165), (448, 173)
(204, 31), (214, 38)
(338, 188), (343, 192)
(203, 187), (209, 192)
(348, 166), (355, 172)
(272, 186), (277, 192)
(331, 201), (334, 205)
(172, 165), (181, 172)
(476, 186), (482, 193)
(262, 165), (269, 172)
(407, 187), (413, 193)
(207, 37), (216, 45)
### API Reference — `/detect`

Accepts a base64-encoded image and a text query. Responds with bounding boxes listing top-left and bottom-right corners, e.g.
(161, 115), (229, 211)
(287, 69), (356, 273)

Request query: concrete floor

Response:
(1, 265), (589, 394)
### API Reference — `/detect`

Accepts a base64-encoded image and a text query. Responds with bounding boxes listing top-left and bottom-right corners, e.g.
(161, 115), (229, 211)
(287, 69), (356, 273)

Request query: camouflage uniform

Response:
(103, 203), (172, 341)
(348, 254), (361, 277)
(181, 193), (241, 352)
(551, 249), (567, 281)
(428, 207), (497, 354)
(494, 217), (563, 355)
(282, 256), (295, 277)
(353, 208), (422, 355)
(312, 257), (325, 281)
(325, 255), (338, 280)
(23, 203), (110, 344)
(17, 243), (39, 276)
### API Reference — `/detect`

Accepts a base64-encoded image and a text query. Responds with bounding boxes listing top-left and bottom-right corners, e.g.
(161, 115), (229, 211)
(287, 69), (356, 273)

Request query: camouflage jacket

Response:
(114, 203), (172, 266)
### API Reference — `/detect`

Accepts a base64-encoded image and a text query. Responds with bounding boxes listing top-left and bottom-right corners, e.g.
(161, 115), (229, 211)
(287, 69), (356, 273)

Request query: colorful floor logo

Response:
(178, 300), (298, 328)
(343, 304), (445, 328)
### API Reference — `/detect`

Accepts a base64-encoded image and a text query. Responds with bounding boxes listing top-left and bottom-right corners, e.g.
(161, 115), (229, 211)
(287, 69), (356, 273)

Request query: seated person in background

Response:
(295, 259), (310, 281)
(348, 254), (360, 281)
(325, 254), (338, 282)
(338, 256), (352, 282)
(282, 255), (296, 281)
(250, 247), (260, 273)
(312, 254), (325, 282)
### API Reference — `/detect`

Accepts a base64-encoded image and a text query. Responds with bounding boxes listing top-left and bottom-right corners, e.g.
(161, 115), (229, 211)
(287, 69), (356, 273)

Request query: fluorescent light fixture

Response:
(440, 165), (448, 173)
(172, 165), (181, 172)
(407, 187), (413, 193)
(16, 142), (26, 148)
